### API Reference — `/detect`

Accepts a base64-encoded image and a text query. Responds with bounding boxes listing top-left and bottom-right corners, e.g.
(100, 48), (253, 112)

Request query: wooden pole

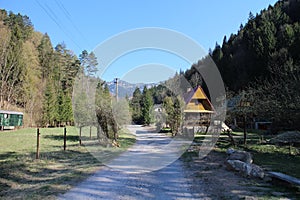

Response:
(114, 78), (119, 102)
(90, 126), (92, 139)
(79, 127), (82, 146)
(64, 127), (67, 151)
(36, 128), (40, 159)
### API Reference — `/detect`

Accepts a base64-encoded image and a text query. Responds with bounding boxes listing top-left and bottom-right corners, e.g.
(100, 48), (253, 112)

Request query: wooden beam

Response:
(268, 171), (300, 186)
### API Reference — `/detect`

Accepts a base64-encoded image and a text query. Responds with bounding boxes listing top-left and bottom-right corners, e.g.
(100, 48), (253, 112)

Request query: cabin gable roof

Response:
(183, 86), (214, 113)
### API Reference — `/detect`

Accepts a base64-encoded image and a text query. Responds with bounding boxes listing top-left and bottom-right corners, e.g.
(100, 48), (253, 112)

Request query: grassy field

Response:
(0, 126), (136, 199)
(212, 131), (300, 179)
(180, 131), (299, 199)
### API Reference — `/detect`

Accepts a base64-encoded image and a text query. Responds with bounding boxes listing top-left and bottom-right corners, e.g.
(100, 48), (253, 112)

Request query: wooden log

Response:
(268, 171), (300, 186)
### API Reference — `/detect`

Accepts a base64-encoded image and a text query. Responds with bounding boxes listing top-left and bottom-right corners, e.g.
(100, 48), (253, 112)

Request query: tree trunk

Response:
(227, 129), (236, 147)
(243, 115), (247, 145)
(205, 125), (209, 134)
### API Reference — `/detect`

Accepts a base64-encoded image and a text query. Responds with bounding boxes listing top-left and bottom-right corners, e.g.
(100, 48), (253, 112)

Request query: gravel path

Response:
(59, 125), (208, 200)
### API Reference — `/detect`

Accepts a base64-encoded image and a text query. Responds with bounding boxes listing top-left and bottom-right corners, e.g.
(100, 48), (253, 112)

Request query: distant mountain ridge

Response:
(106, 79), (158, 98)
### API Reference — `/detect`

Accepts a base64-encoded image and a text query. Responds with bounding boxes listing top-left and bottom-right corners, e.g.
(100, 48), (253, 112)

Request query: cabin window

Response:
(4, 114), (8, 119)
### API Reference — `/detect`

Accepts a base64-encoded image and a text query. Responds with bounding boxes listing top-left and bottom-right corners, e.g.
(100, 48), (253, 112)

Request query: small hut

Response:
(0, 110), (23, 130)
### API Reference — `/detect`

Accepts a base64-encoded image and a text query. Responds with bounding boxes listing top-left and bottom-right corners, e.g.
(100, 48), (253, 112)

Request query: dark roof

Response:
(183, 87), (197, 104)
(183, 86), (209, 104)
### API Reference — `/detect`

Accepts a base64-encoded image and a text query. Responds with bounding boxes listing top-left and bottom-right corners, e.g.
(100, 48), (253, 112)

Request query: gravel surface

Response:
(59, 125), (208, 200)
(58, 125), (298, 200)
(58, 159), (210, 200)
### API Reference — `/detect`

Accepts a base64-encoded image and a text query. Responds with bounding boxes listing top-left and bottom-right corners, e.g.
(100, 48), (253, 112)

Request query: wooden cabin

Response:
(0, 110), (23, 130)
(183, 86), (214, 127)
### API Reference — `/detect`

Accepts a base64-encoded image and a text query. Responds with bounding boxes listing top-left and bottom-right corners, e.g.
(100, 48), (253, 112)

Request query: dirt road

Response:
(59, 125), (297, 200)
(59, 125), (209, 200)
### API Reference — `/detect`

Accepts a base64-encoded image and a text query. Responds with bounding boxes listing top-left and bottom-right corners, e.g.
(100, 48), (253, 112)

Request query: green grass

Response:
(180, 131), (300, 199)
(0, 126), (136, 199)
(214, 131), (300, 179)
(79, 127), (136, 163)
(159, 127), (171, 133)
(117, 128), (136, 149)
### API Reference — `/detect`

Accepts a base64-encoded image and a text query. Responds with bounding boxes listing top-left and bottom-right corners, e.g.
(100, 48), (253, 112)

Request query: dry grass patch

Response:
(0, 126), (135, 199)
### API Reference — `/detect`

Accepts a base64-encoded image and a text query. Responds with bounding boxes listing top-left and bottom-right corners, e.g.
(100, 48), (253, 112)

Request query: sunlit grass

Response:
(0, 126), (136, 199)
(213, 130), (300, 179)
(81, 127), (136, 163)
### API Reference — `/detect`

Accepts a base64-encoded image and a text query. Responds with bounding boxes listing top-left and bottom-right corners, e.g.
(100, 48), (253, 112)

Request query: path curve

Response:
(59, 125), (208, 200)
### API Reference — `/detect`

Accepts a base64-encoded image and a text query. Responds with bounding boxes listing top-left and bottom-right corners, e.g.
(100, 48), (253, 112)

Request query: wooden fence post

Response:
(36, 128), (40, 159)
(64, 127), (67, 151)
(90, 126), (92, 139)
(79, 127), (82, 146)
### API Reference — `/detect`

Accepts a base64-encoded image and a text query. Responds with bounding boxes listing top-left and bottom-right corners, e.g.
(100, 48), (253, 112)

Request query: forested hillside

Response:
(1, 0), (299, 131)
(211, 0), (300, 91)
(0, 10), (87, 127)
(188, 0), (300, 130)
(157, 0), (299, 131)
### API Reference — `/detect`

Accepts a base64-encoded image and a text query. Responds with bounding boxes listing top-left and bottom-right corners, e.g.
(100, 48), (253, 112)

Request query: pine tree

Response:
(130, 87), (142, 124)
(63, 93), (73, 125)
(172, 97), (183, 136)
(79, 50), (98, 76)
(87, 52), (98, 76)
(163, 96), (174, 129)
(42, 82), (57, 126)
(141, 86), (153, 125)
(38, 33), (53, 80)
(163, 96), (183, 136)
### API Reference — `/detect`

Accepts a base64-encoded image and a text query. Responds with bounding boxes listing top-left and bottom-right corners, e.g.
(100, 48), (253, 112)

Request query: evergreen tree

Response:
(42, 82), (57, 126)
(38, 33), (53, 80)
(141, 86), (153, 125)
(163, 96), (184, 136)
(87, 52), (98, 76)
(56, 89), (64, 125)
(63, 93), (74, 125)
(0, 10), (81, 127)
(79, 50), (98, 76)
(0, 11), (33, 108)
(130, 87), (142, 124)
(172, 97), (183, 136)
(79, 50), (88, 67)
(163, 96), (174, 129)
(206, 0), (300, 130)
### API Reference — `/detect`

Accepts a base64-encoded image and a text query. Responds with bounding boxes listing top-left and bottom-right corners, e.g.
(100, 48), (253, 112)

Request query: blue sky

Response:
(1, 0), (277, 82)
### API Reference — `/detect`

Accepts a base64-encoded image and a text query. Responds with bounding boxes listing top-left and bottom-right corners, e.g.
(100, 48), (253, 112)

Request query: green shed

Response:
(0, 110), (23, 130)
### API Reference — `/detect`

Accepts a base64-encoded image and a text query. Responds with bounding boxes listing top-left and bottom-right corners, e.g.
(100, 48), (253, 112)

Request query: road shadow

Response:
(43, 135), (79, 142)
(59, 159), (209, 200)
